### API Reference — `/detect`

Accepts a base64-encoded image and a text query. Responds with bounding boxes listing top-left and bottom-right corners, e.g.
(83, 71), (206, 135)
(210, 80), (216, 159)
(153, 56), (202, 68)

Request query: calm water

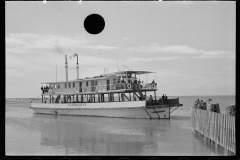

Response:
(6, 95), (235, 155)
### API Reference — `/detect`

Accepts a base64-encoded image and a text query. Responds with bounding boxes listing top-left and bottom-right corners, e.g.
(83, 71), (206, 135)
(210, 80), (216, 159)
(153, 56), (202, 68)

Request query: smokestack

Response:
(65, 55), (68, 81)
(75, 53), (79, 79)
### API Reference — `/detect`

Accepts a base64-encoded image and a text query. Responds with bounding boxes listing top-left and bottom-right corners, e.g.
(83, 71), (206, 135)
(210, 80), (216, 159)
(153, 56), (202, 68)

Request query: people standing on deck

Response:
(117, 79), (120, 89)
(141, 81), (144, 88)
(152, 79), (155, 84)
(138, 79), (141, 89)
(194, 99), (200, 107)
(121, 79), (125, 89)
(113, 79), (116, 90)
(149, 95), (153, 106)
(133, 78), (138, 90)
(46, 85), (49, 94)
(164, 94), (168, 104)
(41, 86), (43, 94)
(128, 78), (132, 84)
(162, 94), (165, 104)
(43, 86), (46, 94)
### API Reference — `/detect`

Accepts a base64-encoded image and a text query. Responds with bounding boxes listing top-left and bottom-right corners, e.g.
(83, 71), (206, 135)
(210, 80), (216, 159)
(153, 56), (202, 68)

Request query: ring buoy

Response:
(127, 83), (132, 89)
(151, 84), (155, 89)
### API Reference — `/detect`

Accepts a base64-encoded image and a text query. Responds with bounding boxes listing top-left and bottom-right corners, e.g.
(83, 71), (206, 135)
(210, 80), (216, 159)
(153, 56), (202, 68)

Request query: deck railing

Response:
(45, 83), (158, 94)
(191, 107), (235, 154)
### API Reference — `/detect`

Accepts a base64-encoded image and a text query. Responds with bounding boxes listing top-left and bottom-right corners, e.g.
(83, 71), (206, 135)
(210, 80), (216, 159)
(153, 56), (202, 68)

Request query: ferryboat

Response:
(30, 54), (183, 119)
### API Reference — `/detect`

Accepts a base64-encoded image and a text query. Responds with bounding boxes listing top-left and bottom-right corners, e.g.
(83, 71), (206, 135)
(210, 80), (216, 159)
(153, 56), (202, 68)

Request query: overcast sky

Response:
(6, 2), (235, 98)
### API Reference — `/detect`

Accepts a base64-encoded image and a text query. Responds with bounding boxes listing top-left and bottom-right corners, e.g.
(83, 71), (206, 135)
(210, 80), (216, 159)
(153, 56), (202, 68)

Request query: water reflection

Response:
(192, 130), (232, 156)
(33, 114), (170, 155)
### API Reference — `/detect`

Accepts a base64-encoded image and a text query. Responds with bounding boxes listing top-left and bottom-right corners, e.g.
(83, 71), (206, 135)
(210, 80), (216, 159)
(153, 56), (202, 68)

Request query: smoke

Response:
(69, 53), (78, 59)
(55, 45), (64, 54)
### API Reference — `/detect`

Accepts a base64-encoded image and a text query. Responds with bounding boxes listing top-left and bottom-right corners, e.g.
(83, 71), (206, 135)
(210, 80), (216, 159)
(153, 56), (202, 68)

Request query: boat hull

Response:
(30, 101), (170, 119)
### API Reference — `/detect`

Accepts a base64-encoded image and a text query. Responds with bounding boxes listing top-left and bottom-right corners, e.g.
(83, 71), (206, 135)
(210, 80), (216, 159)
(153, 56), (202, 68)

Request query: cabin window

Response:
(95, 81), (97, 86)
(79, 82), (82, 87)
(73, 82), (75, 88)
(86, 81), (88, 86)
(65, 83), (67, 88)
(69, 83), (71, 88)
(54, 84), (57, 89)
(91, 81), (94, 86)
(58, 84), (60, 89)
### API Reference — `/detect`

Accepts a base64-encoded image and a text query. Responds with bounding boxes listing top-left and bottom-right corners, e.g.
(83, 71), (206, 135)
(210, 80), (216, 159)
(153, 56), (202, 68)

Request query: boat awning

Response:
(111, 71), (154, 75)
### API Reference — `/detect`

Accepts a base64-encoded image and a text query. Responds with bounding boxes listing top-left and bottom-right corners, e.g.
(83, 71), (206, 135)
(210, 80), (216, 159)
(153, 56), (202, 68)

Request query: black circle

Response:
(84, 14), (105, 35)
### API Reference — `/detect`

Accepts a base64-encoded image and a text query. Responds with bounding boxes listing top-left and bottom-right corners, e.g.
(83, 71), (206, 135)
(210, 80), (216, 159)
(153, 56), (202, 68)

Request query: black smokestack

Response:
(65, 55), (68, 81)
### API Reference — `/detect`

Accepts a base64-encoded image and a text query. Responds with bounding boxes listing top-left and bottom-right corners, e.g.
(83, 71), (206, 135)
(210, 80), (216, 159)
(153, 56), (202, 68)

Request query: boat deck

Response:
(42, 88), (157, 96)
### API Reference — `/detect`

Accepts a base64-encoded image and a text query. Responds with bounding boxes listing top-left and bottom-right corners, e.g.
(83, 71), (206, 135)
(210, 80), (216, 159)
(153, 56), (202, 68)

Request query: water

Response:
(6, 95), (235, 155)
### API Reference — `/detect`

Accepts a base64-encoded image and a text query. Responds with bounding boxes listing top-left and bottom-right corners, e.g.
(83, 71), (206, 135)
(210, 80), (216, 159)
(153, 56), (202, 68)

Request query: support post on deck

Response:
(154, 91), (156, 100)
(121, 92), (125, 101)
(118, 93), (120, 102)
(129, 93), (131, 101)
(42, 95), (43, 103)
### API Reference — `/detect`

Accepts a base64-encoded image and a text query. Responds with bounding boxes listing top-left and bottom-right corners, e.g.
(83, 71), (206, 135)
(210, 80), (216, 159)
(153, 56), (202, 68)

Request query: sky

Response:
(6, 1), (235, 98)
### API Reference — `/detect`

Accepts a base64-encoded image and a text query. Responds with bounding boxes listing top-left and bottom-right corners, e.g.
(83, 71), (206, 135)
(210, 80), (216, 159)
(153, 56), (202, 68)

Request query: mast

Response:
(75, 53), (79, 79)
(65, 55), (68, 81)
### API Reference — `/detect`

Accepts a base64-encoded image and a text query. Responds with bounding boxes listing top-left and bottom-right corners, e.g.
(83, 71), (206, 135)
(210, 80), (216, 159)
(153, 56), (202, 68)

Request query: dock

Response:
(191, 107), (235, 154)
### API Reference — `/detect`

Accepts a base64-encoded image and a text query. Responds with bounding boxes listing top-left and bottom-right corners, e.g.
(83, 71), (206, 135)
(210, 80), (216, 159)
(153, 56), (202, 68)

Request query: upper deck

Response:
(41, 70), (157, 95)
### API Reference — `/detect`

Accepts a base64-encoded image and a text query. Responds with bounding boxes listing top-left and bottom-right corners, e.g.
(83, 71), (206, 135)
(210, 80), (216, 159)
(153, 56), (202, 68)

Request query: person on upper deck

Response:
(128, 78), (132, 84)
(41, 86), (43, 94)
(152, 79), (155, 84)
(46, 85), (49, 94)
(43, 86), (46, 94)
(141, 81), (144, 88)
(112, 79), (115, 90)
(138, 79), (141, 89)
(133, 78), (137, 90)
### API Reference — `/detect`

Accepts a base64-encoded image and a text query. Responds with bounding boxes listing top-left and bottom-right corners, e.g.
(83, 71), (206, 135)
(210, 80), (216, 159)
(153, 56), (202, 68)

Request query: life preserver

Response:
(127, 83), (132, 89)
(151, 84), (155, 89)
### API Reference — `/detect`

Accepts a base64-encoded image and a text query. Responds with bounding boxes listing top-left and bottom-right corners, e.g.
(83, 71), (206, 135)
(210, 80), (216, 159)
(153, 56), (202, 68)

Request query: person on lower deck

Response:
(164, 94), (168, 104)
(148, 95), (153, 106)
(162, 94), (165, 104)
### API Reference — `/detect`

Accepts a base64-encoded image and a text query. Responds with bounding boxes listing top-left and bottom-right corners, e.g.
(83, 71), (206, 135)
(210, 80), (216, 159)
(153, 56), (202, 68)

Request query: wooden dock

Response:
(191, 107), (235, 154)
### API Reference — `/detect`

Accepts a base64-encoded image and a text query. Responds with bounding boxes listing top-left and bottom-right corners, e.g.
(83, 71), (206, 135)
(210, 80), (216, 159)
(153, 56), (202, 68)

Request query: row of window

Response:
(53, 81), (98, 89)
(64, 83), (76, 88)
